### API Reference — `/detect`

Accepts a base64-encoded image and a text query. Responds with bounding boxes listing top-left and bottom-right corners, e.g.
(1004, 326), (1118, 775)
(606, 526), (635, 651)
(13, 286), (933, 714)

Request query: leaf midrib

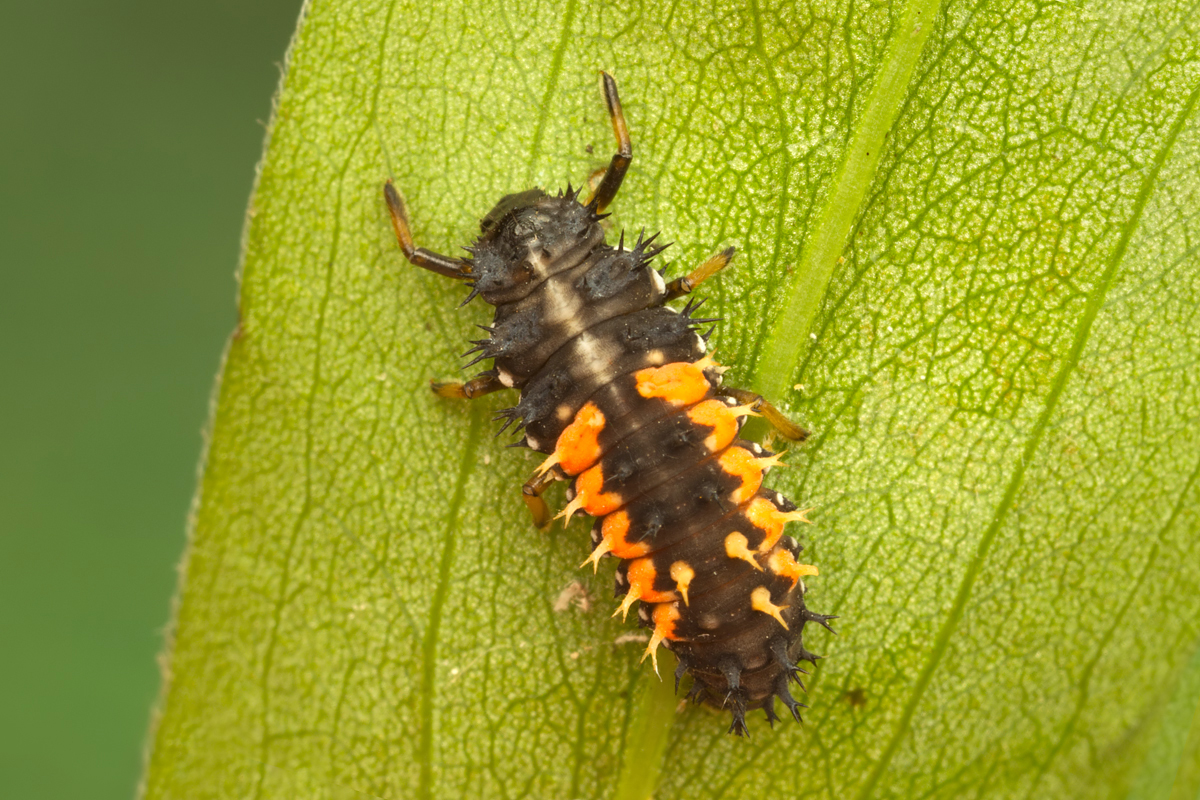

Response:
(752, 0), (943, 404)
(609, 1), (946, 797)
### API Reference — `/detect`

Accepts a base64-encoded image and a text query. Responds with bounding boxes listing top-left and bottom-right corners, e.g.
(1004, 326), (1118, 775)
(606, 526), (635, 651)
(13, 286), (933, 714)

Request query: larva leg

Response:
(384, 181), (472, 280)
(586, 166), (606, 196)
(584, 72), (632, 214)
(718, 387), (810, 442)
(664, 247), (737, 301)
(522, 468), (559, 530)
(431, 370), (506, 400)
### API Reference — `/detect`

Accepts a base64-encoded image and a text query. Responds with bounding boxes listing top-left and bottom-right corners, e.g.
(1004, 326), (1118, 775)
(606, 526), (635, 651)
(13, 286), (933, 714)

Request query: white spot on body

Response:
(556, 403), (572, 422)
(498, 369), (516, 387)
(541, 270), (586, 337)
(570, 332), (614, 385)
(527, 250), (552, 285)
(650, 269), (666, 296)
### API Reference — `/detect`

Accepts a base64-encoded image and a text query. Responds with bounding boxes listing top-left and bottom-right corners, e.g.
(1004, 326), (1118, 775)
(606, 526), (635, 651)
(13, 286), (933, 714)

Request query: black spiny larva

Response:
(382, 72), (833, 735)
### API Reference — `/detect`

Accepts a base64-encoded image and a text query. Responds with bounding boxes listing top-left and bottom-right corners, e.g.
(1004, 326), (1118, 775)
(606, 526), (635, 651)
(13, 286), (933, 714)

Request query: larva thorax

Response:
(468, 188), (676, 402)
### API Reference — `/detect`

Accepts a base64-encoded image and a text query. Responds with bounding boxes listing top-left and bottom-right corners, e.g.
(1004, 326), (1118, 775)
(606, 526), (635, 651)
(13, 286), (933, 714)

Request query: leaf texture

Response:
(143, 0), (1200, 798)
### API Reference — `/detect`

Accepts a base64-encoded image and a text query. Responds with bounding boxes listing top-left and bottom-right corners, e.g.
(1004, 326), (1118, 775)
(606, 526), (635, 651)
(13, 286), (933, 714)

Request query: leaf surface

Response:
(143, 1), (1200, 798)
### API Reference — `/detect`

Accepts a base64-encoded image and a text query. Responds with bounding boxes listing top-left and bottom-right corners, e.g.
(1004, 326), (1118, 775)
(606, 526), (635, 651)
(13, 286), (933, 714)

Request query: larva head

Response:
(468, 190), (604, 305)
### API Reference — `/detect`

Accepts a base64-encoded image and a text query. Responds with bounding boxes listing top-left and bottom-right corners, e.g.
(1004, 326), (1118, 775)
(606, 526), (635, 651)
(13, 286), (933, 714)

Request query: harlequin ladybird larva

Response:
(383, 72), (833, 735)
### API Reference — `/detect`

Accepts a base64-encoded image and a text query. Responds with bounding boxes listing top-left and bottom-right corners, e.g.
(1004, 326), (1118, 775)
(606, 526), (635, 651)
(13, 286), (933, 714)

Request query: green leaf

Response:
(142, 0), (1200, 798)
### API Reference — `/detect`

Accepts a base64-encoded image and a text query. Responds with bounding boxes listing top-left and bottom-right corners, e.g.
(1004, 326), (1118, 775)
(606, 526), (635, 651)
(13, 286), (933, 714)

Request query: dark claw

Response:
(801, 609), (838, 634)
(727, 701), (750, 737)
(763, 697), (779, 727)
(795, 645), (822, 664)
(776, 675), (806, 722)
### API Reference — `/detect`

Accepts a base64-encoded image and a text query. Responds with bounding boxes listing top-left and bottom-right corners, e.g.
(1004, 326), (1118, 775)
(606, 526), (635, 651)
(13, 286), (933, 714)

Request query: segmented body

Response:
(384, 73), (831, 734)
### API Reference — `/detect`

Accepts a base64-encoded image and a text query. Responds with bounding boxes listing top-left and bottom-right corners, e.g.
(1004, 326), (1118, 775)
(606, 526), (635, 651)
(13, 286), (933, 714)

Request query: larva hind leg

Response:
(718, 387), (810, 442)
(431, 370), (506, 400)
(522, 468), (561, 530)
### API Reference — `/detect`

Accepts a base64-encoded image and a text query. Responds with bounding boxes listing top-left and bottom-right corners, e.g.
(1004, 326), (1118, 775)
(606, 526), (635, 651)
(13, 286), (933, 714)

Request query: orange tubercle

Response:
(670, 561), (694, 605)
(614, 557), (675, 621)
(724, 531), (763, 570)
(580, 538), (611, 573)
(750, 586), (789, 630)
(634, 361), (711, 407)
(767, 549), (818, 588)
(642, 602), (683, 675)
(558, 464), (624, 525)
(744, 497), (813, 552)
(744, 497), (786, 551)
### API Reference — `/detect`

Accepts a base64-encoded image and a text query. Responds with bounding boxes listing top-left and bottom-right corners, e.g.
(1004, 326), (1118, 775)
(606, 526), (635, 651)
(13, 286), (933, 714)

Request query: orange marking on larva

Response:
(687, 399), (741, 452)
(745, 497), (786, 551)
(634, 361), (711, 407)
(582, 511), (649, 571)
(643, 602), (682, 675)
(750, 585), (789, 630)
(543, 401), (606, 476)
(719, 447), (765, 505)
(614, 557), (675, 620)
(628, 557), (677, 603)
(557, 464), (623, 526)
(670, 561), (694, 606)
(767, 549), (818, 588)
(602, 510), (651, 560)
(724, 531), (763, 571)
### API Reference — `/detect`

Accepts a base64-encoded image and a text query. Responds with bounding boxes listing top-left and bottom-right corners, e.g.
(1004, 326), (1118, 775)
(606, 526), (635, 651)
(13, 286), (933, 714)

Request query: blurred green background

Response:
(0, 2), (301, 797)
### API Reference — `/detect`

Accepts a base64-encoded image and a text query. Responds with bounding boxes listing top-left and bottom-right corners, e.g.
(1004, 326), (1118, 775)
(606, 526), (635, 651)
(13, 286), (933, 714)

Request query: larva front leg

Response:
(383, 180), (472, 280)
